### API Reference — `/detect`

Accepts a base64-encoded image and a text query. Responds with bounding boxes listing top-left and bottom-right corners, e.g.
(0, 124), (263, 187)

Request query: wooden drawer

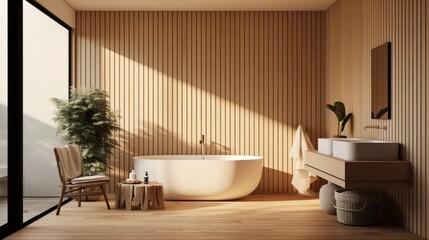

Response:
(304, 150), (411, 188)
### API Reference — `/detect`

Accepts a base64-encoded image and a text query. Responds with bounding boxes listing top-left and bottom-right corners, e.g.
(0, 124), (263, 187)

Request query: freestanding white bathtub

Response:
(133, 155), (263, 200)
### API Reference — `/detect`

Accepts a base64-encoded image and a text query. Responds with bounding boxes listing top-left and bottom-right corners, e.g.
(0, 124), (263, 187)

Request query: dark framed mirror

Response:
(371, 42), (391, 119)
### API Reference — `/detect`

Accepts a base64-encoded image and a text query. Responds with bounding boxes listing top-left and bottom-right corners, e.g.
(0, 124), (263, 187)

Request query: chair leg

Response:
(78, 188), (82, 207)
(56, 186), (65, 215)
(100, 184), (111, 210)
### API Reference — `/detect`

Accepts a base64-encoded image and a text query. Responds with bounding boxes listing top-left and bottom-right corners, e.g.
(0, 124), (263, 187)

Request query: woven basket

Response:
(334, 189), (378, 226)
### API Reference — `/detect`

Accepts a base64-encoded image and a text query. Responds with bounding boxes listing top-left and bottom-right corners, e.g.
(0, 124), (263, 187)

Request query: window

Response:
(22, 0), (70, 222)
(0, 0), (8, 227)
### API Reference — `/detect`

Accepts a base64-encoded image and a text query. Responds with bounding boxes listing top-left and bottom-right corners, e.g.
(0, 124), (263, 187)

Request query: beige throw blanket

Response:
(56, 145), (82, 182)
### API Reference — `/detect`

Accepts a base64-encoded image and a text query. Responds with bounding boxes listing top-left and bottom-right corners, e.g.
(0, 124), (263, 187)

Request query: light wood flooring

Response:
(6, 195), (424, 240)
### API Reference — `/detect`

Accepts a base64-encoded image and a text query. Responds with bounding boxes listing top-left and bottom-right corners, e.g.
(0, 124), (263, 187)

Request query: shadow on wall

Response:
(79, 11), (324, 139)
(23, 107), (62, 197)
(210, 141), (231, 155)
(0, 104), (61, 197)
(382, 191), (406, 226)
(259, 167), (324, 195)
(111, 121), (232, 177)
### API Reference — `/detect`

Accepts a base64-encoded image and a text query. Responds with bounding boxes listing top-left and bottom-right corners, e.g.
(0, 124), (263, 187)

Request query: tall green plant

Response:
(326, 101), (352, 136)
(51, 88), (119, 175)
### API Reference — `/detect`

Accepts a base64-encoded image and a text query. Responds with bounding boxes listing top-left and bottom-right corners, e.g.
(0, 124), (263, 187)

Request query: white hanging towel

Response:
(289, 124), (318, 196)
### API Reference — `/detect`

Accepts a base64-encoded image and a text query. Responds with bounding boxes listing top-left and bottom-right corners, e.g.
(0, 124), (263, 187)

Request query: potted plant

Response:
(326, 101), (352, 138)
(51, 87), (119, 179)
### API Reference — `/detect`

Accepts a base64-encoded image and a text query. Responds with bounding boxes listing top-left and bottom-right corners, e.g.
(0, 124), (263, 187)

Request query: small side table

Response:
(115, 181), (165, 211)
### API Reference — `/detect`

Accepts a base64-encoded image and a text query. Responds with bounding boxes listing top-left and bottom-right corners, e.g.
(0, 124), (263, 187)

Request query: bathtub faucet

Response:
(199, 134), (205, 159)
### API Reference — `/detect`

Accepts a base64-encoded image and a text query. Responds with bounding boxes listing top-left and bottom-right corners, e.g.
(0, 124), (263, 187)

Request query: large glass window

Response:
(0, 0), (7, 227)
(0, 1), (70, 236)
(23, 0), (69, 222)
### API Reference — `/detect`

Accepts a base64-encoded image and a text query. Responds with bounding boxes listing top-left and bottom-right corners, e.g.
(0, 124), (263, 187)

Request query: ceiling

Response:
(64, 0), (336, 11)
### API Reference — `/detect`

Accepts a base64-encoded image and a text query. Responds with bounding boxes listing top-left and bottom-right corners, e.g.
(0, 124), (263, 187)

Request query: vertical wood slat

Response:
(75, 11), (325, 195)
(326, 0), (428, 238)
(425, 0), (428, 237)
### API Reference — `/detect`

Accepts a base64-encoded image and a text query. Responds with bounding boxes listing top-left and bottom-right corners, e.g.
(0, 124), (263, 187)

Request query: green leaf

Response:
(334, 101), (346, 121)
(341, 113), (353, 132)
(326, 104), (336, 115)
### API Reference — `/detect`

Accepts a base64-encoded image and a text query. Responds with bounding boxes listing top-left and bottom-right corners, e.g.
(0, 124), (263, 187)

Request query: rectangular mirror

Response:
(371, 42), (391, 119)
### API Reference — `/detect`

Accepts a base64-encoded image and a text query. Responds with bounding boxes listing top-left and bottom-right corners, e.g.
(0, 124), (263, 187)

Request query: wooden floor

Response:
(6, 195), (423, 240)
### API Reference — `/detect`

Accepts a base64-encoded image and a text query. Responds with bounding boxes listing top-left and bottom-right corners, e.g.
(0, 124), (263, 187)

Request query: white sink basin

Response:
(332, 140), (399, 161)
(318, 138), (362, 155)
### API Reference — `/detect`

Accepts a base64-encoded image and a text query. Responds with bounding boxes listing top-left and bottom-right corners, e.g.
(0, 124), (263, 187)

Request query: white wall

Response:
(23, 1), (69, 197)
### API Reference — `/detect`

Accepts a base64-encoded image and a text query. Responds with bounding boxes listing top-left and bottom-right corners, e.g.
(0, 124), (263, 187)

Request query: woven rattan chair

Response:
(53, 144), (110, 215)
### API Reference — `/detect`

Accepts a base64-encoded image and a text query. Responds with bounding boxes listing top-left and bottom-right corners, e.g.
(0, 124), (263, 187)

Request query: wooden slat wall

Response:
(326, 0), (428, 238)
(75, 11), (326, 195)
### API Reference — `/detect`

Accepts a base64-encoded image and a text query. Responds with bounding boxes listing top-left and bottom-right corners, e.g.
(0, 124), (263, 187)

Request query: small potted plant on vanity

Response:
(326, 101), (352, 138)
(52, 87), (119, 200)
